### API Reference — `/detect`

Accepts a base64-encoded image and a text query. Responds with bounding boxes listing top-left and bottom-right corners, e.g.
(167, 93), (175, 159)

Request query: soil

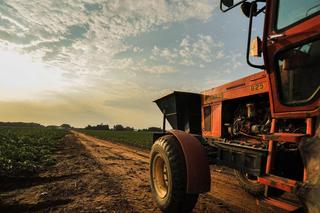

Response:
(0, 131), (279, 212)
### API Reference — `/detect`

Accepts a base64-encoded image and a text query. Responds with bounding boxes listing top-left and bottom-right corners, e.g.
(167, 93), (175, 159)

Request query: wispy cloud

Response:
(0, 0), (256, 128)
(152, 46), (178, 63)
(0, 0), (216, 77)
(150, 34), (224, 67)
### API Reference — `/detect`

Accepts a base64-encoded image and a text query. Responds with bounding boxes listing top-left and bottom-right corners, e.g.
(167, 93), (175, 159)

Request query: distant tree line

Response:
(0, 122), (73, 130)
(0, 122), (44, 128)
(84, 124), (134, 131)
(85, 124), (110, 130)
(139, 127), (162, 132)
(0, 121), (162, 132)
(84, 124), (162, 132)
(113, 124), (134, 131)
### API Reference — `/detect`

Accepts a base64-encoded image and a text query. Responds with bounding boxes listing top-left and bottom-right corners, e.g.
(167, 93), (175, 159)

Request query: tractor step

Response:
(262, 197), (301, 212)
(262, 133), (306, 143)
(258, 175), (301, 193)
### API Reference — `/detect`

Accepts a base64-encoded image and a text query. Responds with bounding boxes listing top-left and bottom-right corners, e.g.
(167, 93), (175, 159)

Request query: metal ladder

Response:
(257, 118), (312, 211)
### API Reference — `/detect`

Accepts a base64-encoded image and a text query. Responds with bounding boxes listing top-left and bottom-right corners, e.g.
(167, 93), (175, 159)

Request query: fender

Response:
(168, 130), (211, 194)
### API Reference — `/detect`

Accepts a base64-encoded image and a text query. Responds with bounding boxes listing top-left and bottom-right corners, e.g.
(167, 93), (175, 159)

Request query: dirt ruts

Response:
(0, 131), (277, 212)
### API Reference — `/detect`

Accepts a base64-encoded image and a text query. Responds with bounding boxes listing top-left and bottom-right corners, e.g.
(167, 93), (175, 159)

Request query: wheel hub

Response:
(153, 154), (169, 199)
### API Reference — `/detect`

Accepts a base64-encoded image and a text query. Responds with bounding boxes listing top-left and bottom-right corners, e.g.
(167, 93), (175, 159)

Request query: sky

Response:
(0, 0), (262, 129)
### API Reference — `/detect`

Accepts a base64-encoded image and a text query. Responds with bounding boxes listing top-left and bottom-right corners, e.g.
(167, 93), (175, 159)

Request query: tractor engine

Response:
(228, 103), (271, 138)
(227, 100), (307, 141)
(227, 100), (271, 139)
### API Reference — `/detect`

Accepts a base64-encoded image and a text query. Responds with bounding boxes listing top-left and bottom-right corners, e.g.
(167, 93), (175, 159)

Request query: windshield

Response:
(277, 39), (320, 105)
(277, 0), (320, 30)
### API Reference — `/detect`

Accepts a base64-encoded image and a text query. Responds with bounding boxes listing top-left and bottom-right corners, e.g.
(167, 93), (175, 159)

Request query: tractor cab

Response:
(221, 0), (320, 118)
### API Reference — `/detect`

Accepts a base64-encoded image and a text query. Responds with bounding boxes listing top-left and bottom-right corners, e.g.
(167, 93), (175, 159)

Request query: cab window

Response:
(277, 0), (320, 30)
(276, 39), (320, 104)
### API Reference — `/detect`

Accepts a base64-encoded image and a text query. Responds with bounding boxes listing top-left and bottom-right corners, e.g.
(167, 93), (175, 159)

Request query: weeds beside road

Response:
(79, 130), (153, 149)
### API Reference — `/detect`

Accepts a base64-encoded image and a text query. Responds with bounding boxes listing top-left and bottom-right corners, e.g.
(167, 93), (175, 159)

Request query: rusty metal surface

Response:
(262, 133), (307, 143)
(258, 175), (300, 193)
(263, 197), (300, 212)
(168, 130), (211, 194)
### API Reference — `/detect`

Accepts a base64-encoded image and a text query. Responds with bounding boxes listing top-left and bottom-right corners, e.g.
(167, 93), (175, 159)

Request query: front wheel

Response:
(150, 135), (198, 213)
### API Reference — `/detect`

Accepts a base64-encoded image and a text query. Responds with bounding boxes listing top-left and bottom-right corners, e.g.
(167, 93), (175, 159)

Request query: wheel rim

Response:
(153, 153), (169, 199)
(244, 173), (259, 184)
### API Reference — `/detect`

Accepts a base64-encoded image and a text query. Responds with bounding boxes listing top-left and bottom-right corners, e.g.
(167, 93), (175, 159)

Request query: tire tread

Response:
(150, 135), (198, 213)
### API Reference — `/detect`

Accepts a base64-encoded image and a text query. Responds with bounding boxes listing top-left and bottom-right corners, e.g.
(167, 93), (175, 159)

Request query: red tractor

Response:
(149, 0), (320, 212)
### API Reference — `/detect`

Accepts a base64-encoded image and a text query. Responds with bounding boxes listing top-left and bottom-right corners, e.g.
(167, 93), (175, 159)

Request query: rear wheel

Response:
(235, 170), (284, 197)
(150, 135), (198, 213)
(234, 170), (265, 197)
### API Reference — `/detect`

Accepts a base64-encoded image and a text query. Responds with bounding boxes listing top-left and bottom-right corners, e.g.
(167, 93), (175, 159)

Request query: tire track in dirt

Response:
(0, 132), (277, 212)
(72, 131), (158, 213)
(73, 131), (277, 213)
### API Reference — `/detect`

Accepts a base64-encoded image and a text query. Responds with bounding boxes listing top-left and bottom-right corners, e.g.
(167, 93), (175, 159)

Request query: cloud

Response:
(0, 0), (221, 128)
(132, 46), (143, 53)
(144, 65), (176, 74)
(151, 34), (224, 66)
(152, 46), (177, 63)
(111, 58), (176, 74)
(180, 34), (224, 63)
(226, 52), (244, 70)
(0, 0), (216, 77)
(180, 59), (195, 66)
(216, 50), (225, 59)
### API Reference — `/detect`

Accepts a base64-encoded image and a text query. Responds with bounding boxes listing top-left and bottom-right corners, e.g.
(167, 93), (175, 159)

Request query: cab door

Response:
(263, 0), (320, 118)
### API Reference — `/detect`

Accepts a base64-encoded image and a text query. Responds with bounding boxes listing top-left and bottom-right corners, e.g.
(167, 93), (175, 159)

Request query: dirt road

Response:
(0, 132), (277, 212)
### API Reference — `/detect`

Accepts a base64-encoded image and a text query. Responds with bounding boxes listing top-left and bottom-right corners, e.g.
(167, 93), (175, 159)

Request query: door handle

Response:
(268, 33), (284, 41)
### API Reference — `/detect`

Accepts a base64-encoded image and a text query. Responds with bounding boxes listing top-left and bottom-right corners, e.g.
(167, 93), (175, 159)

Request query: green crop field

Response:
(0, 128), (66, 176)
(79, 130), (153, 149)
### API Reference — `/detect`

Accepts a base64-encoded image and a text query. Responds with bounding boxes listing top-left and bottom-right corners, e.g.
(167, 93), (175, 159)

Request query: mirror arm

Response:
(220, 0), (247, 13)
(246, 2), (265, 69)
(256, 6), (266, 15)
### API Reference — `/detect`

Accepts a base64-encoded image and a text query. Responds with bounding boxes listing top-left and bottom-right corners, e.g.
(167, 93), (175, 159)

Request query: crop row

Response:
(0, 128), (66, 176)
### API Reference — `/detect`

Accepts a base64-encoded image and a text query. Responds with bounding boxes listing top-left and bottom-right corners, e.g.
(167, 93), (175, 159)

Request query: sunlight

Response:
(0, 49), (67, 100)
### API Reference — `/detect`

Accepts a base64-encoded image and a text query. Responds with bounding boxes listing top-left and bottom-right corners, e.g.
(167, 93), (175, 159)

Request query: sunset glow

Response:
(0, 0), (255, 128)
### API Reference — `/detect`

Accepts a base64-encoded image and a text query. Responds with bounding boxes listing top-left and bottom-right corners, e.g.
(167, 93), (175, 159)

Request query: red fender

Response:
(169, 130), (211, 193)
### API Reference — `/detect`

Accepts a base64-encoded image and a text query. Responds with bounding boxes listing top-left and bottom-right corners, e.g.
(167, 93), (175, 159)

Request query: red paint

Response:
(264, 0), (320, 118)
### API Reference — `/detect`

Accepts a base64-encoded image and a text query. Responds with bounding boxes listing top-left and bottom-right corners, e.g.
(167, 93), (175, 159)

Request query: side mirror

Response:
(220, 0), (246, 12)
(222, 0), (234, 7)
(241, 2), (257, 18)
(250, 37), (262, 57)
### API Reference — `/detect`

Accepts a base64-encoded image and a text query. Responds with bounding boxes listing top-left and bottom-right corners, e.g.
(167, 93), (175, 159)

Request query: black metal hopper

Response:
(154, 91), (201, 134)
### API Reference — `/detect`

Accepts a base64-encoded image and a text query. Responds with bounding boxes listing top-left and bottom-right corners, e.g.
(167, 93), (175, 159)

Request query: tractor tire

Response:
(235, 170), (284, 197)
(234, 170), (265, 197)
(150, 135), (199, 213)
